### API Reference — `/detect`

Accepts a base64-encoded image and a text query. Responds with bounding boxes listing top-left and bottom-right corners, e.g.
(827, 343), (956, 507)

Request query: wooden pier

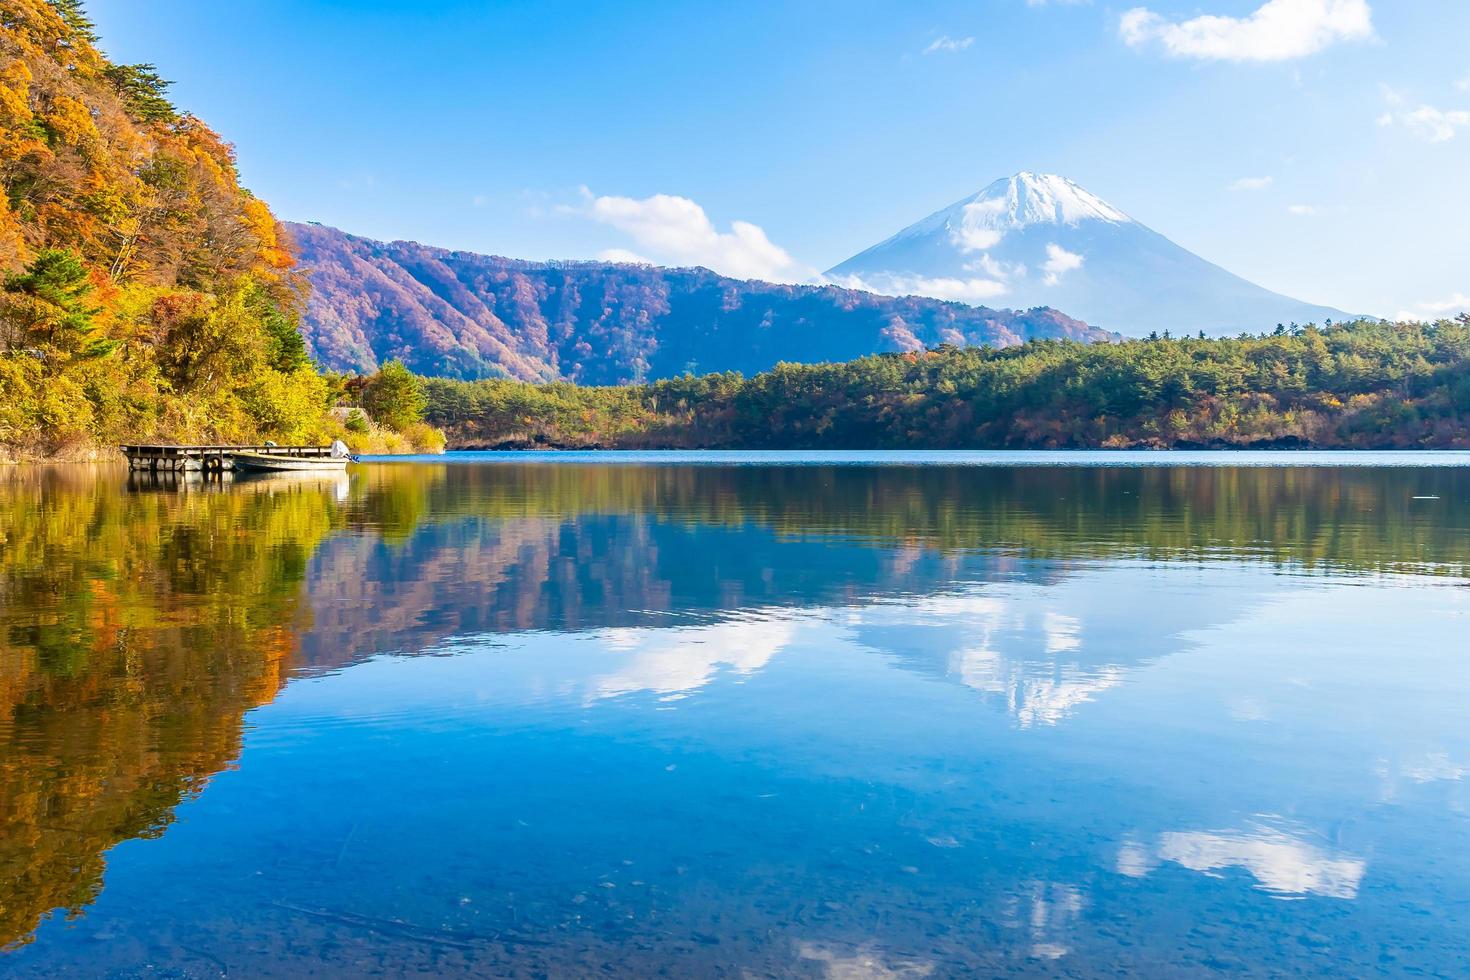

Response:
(121, 444), (337, 473)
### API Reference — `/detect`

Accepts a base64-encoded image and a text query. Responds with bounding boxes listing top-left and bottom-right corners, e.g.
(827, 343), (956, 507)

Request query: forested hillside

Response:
(423, 319), (1470, 450)
(0, 0), (437, 458)
(291, 222), (1112, 384)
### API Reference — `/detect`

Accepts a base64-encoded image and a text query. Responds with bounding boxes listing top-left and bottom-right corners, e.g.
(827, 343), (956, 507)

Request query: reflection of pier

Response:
(121, 444), (336, 473)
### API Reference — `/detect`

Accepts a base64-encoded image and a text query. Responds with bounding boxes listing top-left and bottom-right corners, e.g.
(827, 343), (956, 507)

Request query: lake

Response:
(2, 452), (1468, 977)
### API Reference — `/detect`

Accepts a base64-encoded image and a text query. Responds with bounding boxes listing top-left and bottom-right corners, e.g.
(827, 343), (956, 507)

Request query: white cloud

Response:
(596, 248), (651, 264)
(923, 35), (974, 54)
(1401, 105), (1470, 143)
(826, 272), (1008, 304)
(948, 199), (1009, 252)
(1376, 84), (1470, 142)
(1229, 176), (1274, 191)
(1287, 203), (1318, 216)
(1041, 243), (1084, 285)
(966, 253), (1026, 280)
(1395, 293), (1470, 322)
(950, 226), (1003, 252)
(569, 188), (810, 282)
(1120, 0), (1374, 62)
(1458, 74), (1470, 94)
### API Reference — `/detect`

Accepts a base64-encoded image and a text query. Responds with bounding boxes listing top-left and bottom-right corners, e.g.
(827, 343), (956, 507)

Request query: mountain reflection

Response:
(0, 460), (1467, 948)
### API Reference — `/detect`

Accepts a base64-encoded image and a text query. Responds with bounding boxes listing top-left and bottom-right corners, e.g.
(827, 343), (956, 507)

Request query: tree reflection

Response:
(0, 468), (342, 947)
(1, 460), (1466, 947)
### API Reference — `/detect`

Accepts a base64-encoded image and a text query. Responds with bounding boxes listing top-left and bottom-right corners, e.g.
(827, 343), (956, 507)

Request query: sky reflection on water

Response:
(1, 457), (1467, 976)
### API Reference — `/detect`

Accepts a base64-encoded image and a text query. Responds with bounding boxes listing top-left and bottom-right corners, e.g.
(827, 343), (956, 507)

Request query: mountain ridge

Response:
(290, 221), (1113, 383)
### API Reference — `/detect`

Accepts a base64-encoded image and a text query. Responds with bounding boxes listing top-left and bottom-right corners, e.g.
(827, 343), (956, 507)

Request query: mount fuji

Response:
(826, 172), (1355, 336)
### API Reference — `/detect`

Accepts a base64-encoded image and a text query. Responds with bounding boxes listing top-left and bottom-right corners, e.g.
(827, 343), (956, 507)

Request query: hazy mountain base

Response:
(424, 319), (1470, 451)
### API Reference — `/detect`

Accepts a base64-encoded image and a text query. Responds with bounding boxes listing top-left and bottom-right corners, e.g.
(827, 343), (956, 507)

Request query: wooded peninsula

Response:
(423, 319), (1470, 451)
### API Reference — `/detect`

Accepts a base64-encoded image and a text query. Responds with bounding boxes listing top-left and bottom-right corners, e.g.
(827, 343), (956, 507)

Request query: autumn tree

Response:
(363, 359), (427, 431)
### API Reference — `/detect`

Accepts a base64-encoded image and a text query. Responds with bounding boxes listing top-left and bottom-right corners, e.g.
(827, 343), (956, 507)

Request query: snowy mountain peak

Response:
(826, 172), (1354, 336)
(977, 172), (1134, 229)
(872, 173), (1132, 256)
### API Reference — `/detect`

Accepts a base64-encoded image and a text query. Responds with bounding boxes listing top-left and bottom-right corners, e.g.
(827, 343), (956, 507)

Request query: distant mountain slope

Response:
(290, 222), (1111, 383)
(827, 172), (1357, 337)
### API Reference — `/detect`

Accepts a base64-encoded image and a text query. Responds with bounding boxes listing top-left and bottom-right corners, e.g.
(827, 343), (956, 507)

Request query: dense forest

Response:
(423, 318), (1470, 450)
(0, 0), (440, 459)
(291, 221), (1111, 383)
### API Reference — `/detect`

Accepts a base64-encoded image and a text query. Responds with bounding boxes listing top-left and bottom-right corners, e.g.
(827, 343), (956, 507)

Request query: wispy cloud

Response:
(923, 35), (974, 54)
(1120, 0), (1374, 62)
(1287, 204), (1319, 215)
(1229, 176), (1275, 191)
(1387, 104), (1470, 143)
(1376, 83), (1470, 142)
(825, 271), (1008, 304)
(1042, 243), (1084, 285)
(596, 248), (651, 265)
(564, 188), (810, 282)
(1396, 293), (1470, 322)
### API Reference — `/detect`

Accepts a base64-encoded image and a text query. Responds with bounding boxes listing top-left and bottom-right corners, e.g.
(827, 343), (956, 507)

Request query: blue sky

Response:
(87, 0), (1468, 319)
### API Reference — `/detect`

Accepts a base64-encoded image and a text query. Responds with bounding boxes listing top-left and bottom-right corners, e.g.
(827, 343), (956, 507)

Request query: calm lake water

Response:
(2, 452), (1468, 977)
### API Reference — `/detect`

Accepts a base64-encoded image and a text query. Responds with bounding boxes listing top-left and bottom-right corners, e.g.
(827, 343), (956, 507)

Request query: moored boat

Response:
(228, 451), (350, 473)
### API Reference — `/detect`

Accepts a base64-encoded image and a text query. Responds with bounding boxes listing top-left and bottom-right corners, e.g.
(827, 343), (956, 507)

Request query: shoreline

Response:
(8, 441), (1470, 464)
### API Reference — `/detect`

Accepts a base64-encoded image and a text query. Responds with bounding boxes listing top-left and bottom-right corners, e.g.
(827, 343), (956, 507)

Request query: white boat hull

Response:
(229, 452), (350, 473)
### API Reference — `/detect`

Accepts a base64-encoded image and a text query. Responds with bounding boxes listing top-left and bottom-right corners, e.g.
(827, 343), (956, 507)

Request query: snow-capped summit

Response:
(827, 172), (1353, 336)
(954, 172), (1131, 231)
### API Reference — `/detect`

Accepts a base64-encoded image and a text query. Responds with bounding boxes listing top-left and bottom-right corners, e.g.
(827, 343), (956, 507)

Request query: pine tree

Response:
(0, 249), (112, 364)
(47, 0), (98, 43)
(102, 64), (178, 123)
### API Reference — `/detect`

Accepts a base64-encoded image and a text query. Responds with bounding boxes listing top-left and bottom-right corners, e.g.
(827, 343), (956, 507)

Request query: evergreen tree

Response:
(47, 0), (97, 43)
(102, 64), (178, 123)
(0, 249), (112, 365)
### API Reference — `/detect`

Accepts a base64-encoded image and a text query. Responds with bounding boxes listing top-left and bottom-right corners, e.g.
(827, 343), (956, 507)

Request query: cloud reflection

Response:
(1118, 825), (1365, 899)
(853, 591), (1135, 727)
(795, 941), (935, 978)
(590, 619), (797, 701)
(1001, 880), (1087, 960)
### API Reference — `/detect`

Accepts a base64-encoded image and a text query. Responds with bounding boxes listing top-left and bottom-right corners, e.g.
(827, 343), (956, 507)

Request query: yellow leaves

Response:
(241, 197), (293, 272)
(0, 59), (39, 134)
(0, 354), (95, 449)
(42, 94), (99, 149)
(238, 367), (329, 443)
